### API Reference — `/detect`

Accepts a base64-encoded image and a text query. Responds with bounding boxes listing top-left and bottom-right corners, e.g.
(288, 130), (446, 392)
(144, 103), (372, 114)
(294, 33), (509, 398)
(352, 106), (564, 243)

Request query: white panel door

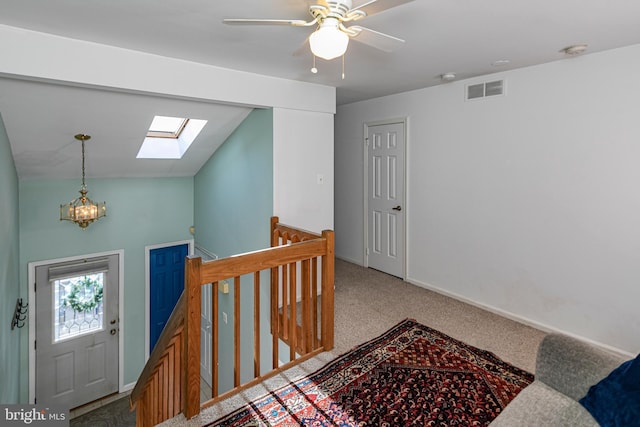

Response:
(195, 246), (215, 388)
(200, 282), (212, 387)
(367, 122), (405, 277)
(35, 255), (119, 409)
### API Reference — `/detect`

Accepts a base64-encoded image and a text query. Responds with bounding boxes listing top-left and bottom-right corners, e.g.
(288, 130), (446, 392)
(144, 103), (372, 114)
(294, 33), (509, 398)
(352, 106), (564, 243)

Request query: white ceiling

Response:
(2, 0), (640, 179)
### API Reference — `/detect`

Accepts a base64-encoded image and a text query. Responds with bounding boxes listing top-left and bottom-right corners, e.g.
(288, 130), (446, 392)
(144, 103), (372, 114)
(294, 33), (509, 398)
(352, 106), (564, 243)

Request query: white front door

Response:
(35, 254), (119, 408)
(367, 121), (406, 278)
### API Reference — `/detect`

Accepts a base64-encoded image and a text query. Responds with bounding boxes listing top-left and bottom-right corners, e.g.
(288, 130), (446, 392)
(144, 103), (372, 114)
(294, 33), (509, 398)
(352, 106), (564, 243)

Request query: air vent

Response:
(466, 79), (505, 100)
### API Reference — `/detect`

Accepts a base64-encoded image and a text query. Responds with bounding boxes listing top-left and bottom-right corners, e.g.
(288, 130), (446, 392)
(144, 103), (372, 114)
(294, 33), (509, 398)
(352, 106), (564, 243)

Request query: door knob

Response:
(392, 205), (402, 211)
(110, 329), (117, 335)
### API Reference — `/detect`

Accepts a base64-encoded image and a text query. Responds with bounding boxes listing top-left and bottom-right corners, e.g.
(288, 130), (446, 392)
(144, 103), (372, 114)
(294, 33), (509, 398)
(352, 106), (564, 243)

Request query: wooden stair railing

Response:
(129, 294), (187, 427)
(129, 216), (334, 425)
(270, 217), (333, 358)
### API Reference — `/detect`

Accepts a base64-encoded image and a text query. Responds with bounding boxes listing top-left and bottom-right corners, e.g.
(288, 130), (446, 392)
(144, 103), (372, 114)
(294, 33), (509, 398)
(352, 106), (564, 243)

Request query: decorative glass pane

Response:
(53, 273), (104, 343)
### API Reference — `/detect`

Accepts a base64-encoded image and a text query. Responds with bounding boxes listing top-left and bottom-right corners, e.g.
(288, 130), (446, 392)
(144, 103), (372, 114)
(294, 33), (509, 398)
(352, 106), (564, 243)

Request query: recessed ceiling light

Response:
(441, 72), (456, 82)
(491, 59), (510, 67)
(560, 44), (588, 55)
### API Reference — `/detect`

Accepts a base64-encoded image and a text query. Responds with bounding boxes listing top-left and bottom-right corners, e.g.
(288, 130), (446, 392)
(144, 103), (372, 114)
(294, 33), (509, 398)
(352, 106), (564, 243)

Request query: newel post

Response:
(321, 229), (335, 351)
(183, 256), (202, 419)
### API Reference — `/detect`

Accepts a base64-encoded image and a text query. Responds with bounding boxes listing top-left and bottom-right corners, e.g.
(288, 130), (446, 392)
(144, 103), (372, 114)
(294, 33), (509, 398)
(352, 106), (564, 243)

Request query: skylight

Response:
(147, 116), (188, 139)
(137, 115), (207, 159)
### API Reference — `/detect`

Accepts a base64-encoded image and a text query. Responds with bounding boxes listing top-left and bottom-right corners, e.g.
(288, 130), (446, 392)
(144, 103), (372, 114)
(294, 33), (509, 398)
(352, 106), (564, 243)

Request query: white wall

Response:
(335, 44), (640, 354)
(274, 108), (334, 232)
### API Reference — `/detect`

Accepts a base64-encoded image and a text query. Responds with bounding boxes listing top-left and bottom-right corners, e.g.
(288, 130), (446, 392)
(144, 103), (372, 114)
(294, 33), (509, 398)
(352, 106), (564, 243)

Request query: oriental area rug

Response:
(208, 319), (533, 426)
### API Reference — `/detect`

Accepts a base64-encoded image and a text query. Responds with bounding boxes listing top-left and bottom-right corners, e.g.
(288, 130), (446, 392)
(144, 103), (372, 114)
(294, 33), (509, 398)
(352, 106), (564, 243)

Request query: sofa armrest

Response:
(535, 333), (627, 401)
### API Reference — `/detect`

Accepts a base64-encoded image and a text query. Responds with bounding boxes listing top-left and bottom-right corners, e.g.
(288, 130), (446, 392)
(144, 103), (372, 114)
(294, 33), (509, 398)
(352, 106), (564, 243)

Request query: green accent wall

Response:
(19, 177), (194, 400)
(194, 108), (273, 393)
(0, 114), (20, 403)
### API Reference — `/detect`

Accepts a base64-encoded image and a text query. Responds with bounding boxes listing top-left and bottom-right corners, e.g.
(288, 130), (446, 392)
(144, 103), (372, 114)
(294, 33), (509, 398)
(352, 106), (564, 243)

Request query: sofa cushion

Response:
(490, 381), (599, 427)
(535, 334), (627, 401)
(579, 354), (640, 427)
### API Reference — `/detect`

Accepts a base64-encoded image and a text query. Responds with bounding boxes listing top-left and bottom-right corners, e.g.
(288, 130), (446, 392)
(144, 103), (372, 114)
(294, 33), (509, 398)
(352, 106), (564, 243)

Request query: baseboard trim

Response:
(120, 382), (136, 393)
(335, 255), (364, 266)
(406, 275), (634, 359)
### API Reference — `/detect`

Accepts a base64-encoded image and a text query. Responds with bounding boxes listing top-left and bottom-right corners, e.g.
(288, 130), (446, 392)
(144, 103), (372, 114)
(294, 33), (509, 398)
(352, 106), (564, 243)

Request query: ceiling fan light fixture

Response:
(309, 18), (349, 60)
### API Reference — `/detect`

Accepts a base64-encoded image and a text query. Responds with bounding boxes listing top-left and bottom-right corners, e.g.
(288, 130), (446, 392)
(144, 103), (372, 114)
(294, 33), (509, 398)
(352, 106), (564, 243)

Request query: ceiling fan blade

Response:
(350, 0), (414, 17)
(348, 25), (405, 52)
(223, 18), (309, 26)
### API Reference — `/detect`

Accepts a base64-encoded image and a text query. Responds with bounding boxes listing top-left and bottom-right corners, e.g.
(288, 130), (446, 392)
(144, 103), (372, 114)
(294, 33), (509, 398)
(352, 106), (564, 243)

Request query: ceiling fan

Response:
(224, 0), (414, 62)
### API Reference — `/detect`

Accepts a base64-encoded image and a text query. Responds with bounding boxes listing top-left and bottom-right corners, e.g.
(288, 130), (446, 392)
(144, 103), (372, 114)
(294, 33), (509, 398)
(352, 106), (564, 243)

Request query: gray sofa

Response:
(490, 333), (629, 426)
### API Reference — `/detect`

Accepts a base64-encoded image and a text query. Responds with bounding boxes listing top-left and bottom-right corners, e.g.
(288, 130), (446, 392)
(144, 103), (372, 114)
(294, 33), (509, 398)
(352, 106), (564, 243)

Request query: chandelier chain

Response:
(81, 140), (86, 188)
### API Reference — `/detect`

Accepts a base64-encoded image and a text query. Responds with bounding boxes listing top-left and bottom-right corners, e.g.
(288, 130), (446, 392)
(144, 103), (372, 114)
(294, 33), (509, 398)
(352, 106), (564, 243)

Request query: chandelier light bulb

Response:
(309, 18), (349, 60)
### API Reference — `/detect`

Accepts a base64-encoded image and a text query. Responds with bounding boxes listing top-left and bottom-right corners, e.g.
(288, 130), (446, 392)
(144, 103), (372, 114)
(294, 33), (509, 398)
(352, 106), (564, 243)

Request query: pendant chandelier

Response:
(59, 133), (106, 229)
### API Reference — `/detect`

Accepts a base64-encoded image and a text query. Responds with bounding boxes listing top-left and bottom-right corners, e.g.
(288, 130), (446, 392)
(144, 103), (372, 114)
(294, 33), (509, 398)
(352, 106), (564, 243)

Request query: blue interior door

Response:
(150, 244), (188, 353)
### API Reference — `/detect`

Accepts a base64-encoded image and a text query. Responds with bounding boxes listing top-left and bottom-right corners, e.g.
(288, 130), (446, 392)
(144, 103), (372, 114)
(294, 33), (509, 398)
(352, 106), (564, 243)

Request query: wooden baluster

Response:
(311, 257), (318, 350)
(151, 375), (157, 425)
(254, 271), (261, 378)
(213, 281), (219, 398)
(290, 234), (301, 354)
(271, 266), (279, 370)
(234, 276), (241, 388)
(167, 343), (174, 417)
(157, 364), (163, 423)
(281, 262), (288, 340)
(161, 355), (168, 420)
(282, 231), (289, 344)
(289, 261), (297, 361)
(136, 398), (145, 427)
(301, 258), (311, 354)
(174, 332), (182, 416)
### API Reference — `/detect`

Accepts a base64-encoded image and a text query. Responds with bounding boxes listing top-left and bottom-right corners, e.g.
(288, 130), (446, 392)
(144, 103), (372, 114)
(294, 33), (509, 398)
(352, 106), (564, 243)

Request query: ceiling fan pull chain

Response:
(342, 54), (346, 80)
(311, 55), (318, 74)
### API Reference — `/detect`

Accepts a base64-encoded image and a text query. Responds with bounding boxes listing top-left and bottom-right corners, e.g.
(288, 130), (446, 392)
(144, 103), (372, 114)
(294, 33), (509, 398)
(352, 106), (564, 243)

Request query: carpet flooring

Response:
(207, 319), (534, 426)
(77, 260), (545, 426)
(160, 259), (545, 426)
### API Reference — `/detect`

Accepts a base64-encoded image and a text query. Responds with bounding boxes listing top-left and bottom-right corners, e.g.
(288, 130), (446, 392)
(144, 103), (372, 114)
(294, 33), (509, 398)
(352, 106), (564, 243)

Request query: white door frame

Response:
(144, 239), (194, 361)
(363, 117), (409, 279)
(28, 249), (125, 404)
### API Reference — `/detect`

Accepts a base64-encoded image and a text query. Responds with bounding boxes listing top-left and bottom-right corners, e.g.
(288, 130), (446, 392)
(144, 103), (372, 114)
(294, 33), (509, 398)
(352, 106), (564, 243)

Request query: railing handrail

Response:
(198, 238), (328, 283)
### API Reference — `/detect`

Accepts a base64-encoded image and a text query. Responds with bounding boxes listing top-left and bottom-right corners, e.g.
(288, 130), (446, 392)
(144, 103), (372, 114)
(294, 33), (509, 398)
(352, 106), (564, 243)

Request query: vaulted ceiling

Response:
(2, 0), (640, 179)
